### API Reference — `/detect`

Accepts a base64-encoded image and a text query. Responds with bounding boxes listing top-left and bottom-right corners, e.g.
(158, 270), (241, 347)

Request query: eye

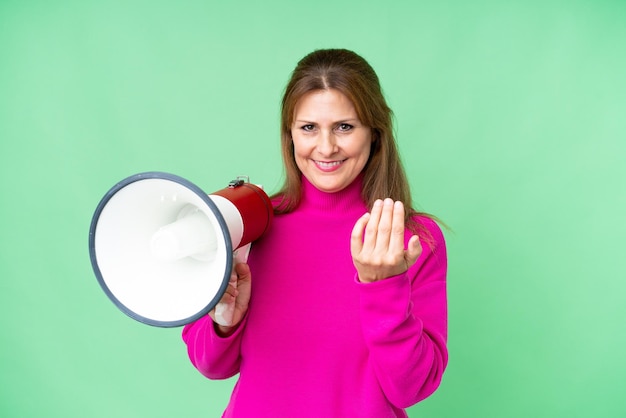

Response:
(300, 124), (315, 132)
(336, 123), (354, 132)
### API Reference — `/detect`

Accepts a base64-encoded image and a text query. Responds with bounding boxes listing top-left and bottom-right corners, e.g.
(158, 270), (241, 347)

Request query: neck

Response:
(299, 175), (366, 214)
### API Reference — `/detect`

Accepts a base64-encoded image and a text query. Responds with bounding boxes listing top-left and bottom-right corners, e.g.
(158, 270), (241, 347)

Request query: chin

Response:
(315, 182), (346, 193)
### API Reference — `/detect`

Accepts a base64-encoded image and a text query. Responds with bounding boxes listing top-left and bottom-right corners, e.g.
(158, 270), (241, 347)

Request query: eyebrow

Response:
(294, 118), (361, 125)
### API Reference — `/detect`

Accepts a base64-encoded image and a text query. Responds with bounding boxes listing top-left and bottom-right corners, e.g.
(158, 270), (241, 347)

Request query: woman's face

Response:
(291, 89), (372, 193)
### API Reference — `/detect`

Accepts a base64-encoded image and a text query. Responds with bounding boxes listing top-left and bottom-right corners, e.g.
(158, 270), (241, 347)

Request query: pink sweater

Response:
(182, 177), (448, 417)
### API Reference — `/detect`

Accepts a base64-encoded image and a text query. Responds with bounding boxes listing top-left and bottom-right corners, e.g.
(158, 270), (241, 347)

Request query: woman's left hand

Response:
(351, 198), (422, 283)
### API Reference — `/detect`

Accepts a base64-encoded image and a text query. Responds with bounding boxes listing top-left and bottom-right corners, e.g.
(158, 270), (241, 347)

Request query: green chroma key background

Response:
(1, 1), (624, 417)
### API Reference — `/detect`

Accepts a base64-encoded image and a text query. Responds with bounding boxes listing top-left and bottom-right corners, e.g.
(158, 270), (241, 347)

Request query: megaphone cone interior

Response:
(88, 172), (273, 328)
(150, 205), (218, 262)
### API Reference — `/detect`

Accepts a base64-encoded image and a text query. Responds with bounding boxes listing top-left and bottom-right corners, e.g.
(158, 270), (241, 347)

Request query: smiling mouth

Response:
(314, 160), (346, 169)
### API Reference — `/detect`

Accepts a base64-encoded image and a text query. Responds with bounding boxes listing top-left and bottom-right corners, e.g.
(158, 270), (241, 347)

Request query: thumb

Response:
(404, 235), (422, 268)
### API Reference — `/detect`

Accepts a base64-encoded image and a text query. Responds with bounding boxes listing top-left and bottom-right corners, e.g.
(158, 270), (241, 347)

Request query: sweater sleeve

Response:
(181, 313), (248, 380)
(357, 217), (448, 408)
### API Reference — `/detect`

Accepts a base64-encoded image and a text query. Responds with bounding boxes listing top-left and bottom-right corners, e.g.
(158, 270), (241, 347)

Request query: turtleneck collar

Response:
(299, 173), (367, 215)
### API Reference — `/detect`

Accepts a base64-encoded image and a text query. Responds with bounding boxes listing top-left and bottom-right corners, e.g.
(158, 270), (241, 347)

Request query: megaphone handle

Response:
(214, 243), (251, 326)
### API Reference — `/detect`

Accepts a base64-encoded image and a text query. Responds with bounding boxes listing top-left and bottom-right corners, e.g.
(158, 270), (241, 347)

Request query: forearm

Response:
(182, 314), (247, 380)
(359, 274), (447, 406)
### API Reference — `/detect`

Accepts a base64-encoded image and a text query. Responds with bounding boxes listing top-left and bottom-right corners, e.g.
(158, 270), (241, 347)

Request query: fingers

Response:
(365, 198), (406, 255)
(388, 200), (407, 255)
(234, 262), (251, 282)
(365, 199), (383, 249)
(373, 199), (394, 251)
(350, 212), (370, 255)
(214, 263), (250, 303)
(351, 199), (421, 282)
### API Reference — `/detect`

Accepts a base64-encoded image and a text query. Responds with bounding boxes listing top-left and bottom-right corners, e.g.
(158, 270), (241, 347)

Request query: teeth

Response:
(316, 160), (342, 168)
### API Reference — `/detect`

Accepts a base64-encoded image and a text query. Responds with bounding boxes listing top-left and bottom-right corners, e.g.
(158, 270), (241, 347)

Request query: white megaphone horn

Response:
(88, 172), (273, 328)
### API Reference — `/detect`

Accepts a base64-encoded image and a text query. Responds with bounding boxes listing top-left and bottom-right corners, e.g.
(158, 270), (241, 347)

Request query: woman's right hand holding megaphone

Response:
(210, 247), (252, 336)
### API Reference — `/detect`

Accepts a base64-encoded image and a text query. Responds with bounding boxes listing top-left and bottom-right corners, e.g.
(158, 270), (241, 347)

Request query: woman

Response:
(182, 48), (448, 417)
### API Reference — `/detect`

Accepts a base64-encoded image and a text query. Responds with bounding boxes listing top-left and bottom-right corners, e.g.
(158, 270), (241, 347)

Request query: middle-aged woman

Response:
(183, 48), (448, 418)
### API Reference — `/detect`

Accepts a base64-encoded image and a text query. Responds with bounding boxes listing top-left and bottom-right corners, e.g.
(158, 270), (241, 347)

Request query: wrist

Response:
(214, 322), (237, 337)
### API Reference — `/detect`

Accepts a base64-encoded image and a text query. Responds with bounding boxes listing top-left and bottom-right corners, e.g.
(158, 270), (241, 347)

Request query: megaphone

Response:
(88, 172), (273, 328)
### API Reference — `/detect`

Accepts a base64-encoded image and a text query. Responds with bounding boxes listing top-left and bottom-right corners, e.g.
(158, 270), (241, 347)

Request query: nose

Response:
(316, 130), (338, 157)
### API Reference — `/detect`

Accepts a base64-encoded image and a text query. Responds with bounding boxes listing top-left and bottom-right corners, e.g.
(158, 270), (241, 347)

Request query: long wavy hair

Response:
(273, 48), (433, 239)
